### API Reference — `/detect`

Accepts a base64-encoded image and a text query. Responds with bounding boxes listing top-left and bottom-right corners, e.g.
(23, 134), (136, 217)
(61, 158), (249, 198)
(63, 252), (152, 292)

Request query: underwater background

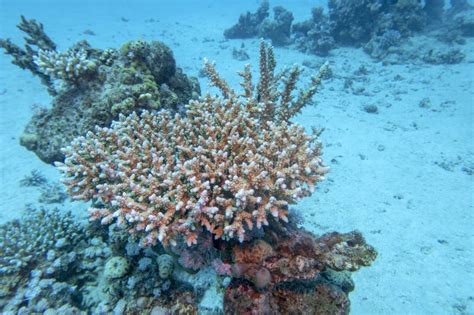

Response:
(0, 0), (473, 314)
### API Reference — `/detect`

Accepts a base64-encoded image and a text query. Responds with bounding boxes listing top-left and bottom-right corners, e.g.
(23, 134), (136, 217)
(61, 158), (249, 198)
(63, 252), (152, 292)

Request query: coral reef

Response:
(424, 0), (445, 22)
(443, 2), (474, 41)
(294, 0), (427, 56)
(19, 169), (68, 204)
(308, 0), (468, 63)
(2, 38), (378, 313)
(104, 256), (129, 279)
(327, 0), (383, 45)
(0, 206), (376, 314)
(171, 234), (218, 272)
(38, 183), (68, 204)
(0, 207), (84, 312)
(19, 169), (47, 187)
(364, 30), (402, 60)
(0, 208), (82, 276)
(225, 1), (469, 64)
(157, 254), (174, 279)
(1, 18), (200, 164)
(56, 41), (330, 247)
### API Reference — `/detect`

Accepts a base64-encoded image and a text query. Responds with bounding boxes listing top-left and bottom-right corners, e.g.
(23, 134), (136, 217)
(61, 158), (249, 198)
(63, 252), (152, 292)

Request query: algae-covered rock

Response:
(1, 19), (200, 164)
(21, 40), (199, 164)
(104, 256), (129, 279)
(157, 254), (174, 279)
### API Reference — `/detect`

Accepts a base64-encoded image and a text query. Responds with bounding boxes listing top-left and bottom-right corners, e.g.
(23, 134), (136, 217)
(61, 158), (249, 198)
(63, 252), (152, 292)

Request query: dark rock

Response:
(258, 6), (294, 46)
(422, 48), (465, 64)
(224, 1), (269, 39)
(232, 46), (250, 61)
(293, 7), (335, 56)
(363, 104), (378, 114)
(419, 97), (432, 108)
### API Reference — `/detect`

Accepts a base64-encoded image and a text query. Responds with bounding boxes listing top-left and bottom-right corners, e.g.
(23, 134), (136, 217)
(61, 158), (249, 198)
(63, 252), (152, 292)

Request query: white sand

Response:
(0, 0), (473, 313)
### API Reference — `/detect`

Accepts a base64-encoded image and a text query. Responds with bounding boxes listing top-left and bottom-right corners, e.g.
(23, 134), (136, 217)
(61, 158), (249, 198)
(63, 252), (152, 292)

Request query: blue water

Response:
(0, 1), (473, 314)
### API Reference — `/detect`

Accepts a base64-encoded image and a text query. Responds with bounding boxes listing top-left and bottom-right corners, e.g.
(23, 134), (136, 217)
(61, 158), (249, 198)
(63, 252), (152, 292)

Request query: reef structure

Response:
(52, 41), (377, 313)
(224, 1), (294, 46)
(225, 1), (470, 63)
(0, 17), (200, 164)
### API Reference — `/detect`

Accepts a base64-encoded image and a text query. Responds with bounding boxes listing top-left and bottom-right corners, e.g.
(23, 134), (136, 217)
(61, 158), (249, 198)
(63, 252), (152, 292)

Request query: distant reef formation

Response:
(0, 16), (200, 164)
(224, 0), (473, 63)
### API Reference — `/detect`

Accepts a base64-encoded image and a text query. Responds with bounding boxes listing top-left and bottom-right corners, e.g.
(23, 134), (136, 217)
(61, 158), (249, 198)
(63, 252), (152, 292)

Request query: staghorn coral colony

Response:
(56, 42), (330, 247)
(1, 15), (377, 313)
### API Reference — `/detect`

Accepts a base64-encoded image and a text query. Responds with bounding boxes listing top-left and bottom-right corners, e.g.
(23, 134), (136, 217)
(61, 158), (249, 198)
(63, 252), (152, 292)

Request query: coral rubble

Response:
(0, 18), (200, 164)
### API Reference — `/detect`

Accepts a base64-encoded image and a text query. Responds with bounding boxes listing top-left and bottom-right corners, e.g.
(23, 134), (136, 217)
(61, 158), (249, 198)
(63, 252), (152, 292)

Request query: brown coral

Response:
(223, 227), (376, 314)
(56, 41), (329, 247)
(224, 280), (350, 315)
(232, 239), (276, 264)
(226, 228), (376, 288)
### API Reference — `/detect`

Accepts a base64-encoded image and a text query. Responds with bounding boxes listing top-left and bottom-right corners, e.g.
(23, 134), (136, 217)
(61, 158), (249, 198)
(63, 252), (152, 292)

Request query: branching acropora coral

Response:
(34, 48), (97, 83)
(56, 41), (329, 247)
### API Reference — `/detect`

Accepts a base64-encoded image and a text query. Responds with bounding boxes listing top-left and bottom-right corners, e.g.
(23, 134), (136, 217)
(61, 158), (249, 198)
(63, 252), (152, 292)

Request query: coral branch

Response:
(18, 15), (56, 51)
(279, 61), (330, 122)
(203, 58), (234, 98)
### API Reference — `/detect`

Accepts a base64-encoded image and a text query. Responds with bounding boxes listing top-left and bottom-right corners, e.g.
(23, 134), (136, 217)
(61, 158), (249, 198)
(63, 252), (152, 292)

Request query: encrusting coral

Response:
(56, 41), (330, 247)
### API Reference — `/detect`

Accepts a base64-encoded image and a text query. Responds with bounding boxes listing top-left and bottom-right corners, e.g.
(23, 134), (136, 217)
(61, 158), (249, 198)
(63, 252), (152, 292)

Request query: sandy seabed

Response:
(0, 0), (473, 314)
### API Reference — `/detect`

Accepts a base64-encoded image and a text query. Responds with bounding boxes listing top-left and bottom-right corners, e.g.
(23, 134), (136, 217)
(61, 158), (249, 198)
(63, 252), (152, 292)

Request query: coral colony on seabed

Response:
(56, 40), (377, 314)
(0, 14), (377, 315)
